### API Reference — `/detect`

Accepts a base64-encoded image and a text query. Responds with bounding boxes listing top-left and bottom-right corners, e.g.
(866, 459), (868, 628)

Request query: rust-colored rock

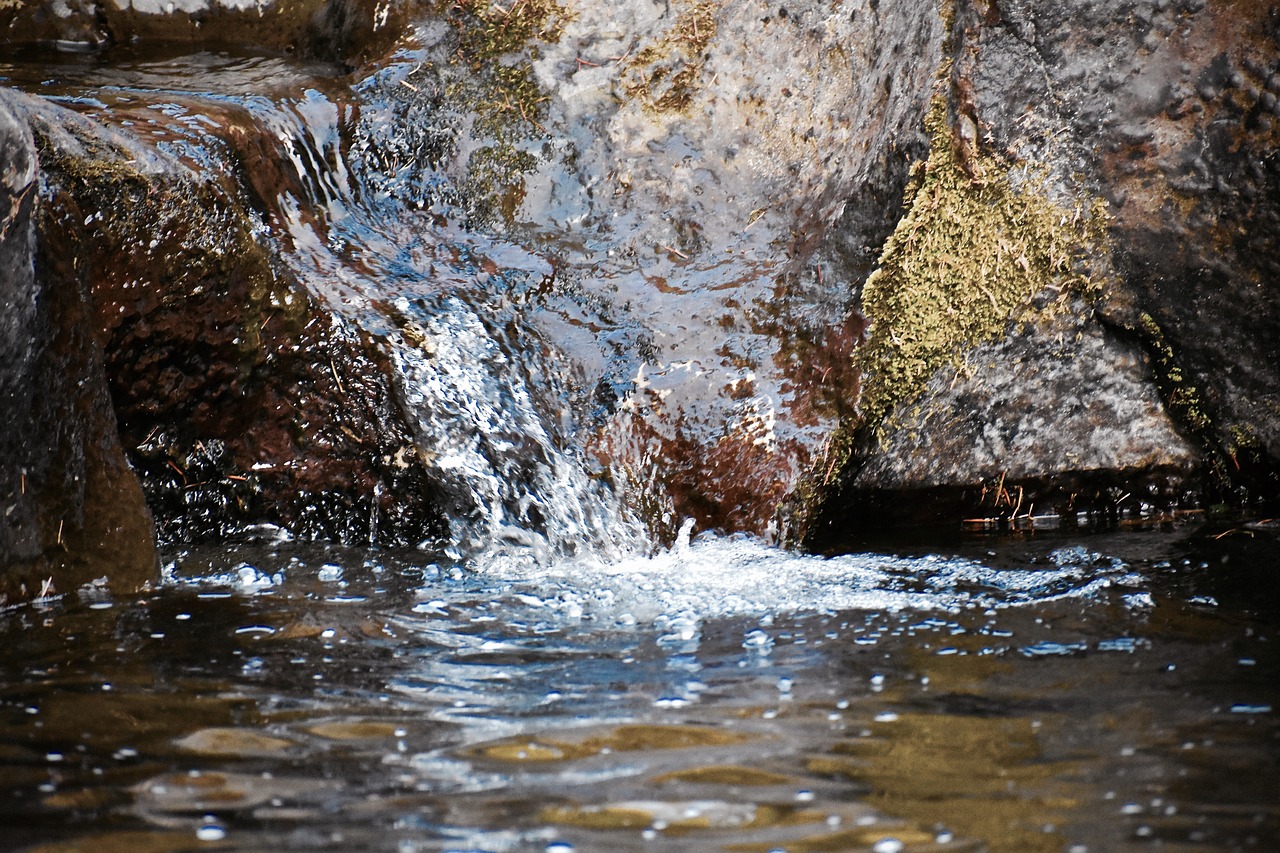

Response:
(7, 89), (448, 547)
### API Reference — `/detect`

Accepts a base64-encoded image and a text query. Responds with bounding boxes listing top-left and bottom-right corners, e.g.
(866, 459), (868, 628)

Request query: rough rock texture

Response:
(2, 0), (1279, 566)
(346, 0), (947, 542)
(3, 88), (449, 553)
(0, 91), (157, 603)
(802, 0), (1280, 544)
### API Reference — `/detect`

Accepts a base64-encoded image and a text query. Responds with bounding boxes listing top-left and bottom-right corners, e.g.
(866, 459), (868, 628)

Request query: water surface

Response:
(2, 522), (1276, 852)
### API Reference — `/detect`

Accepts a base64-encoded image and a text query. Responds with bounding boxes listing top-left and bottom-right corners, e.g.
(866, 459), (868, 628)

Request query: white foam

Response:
(462, 521), (1130, 626)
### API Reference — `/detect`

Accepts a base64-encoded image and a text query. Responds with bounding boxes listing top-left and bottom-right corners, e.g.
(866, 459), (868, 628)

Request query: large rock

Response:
(0, 0), (407, 67)
(3, 88), (449, 548)
(0, 91), (156, 603)
(3, 0), (1278, 564)
(346, 0), (948, 543)
(801, 0), (1280, 544)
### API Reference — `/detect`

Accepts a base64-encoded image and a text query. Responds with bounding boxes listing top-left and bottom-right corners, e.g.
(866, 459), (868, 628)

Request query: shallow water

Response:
(1, 522), (1276, 853)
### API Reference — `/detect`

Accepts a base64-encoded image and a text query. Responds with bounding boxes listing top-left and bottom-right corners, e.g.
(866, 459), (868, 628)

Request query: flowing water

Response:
(1, 521), (1278, 852)
(3, 45), (1279, 853)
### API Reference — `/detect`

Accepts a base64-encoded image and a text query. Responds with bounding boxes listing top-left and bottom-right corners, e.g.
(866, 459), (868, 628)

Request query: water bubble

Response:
(1229, 704), (1272, 714)
(196, 820), (227, 841)
(872, 838), (904, 853)
(545, 842), (575, 853)
(874, 712), (899, 722)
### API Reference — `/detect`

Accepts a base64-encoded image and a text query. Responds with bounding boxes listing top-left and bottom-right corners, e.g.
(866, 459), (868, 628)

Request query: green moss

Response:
(452, 0), (570, 62)
(622, 0), (717, 114)
(441, 0), (567, 225)
(1130, 311), (1237, 482)
(853, 96), (1107, 441)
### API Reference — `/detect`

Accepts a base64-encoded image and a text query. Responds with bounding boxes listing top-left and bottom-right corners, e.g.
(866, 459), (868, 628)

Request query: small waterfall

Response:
(225, 76), (649, 566)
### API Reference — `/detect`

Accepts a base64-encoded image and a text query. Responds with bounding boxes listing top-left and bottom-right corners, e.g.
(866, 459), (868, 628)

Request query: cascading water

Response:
(34, 50), (653, 566)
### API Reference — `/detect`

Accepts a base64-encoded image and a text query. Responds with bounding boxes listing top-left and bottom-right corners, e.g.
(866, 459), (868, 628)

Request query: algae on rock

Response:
(854, 95), (1109, 441)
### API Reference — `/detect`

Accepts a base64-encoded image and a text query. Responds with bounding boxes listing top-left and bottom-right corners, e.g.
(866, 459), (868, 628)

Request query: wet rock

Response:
(345, 0), (946, 542)
(0, 90), (156, 603)
(0, 0), (408, 68)
(6, 0), (1278, 558)
(4, 89), (448, 548)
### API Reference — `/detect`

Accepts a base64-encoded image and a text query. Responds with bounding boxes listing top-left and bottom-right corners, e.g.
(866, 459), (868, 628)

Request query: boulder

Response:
(0, 90), (156, 603)
(801, 0), (1280, 544)
(3, 0), (1278, 564)
(0, 0), (408, 67)
(5, 88), (449, 549)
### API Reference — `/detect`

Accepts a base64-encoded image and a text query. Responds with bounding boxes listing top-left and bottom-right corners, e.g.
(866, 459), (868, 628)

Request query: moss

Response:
(788, 88), (1113, 544)
(853, 95), (1108, 441)
(452, 0), (570, 62)
(1130, 311), (1238, 483)
(622, 0), (717, 114)
(441, 0), (567, 226)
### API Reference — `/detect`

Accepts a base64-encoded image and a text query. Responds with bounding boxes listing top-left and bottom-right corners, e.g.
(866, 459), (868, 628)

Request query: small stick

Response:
(658, 243), (689, 259)
(330, 360), (345, 394)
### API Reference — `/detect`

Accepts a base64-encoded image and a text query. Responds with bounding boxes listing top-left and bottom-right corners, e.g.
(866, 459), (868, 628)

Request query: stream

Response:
(2, 38), (1278, 853)
(1, 522), (1277, 852)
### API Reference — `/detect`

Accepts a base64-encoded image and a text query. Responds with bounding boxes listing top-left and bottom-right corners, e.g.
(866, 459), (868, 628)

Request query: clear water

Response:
(2, 523), (1276, 852)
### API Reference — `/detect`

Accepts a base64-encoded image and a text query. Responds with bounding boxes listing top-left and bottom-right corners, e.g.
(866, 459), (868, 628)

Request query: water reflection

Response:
(0, 525), (1276, 852)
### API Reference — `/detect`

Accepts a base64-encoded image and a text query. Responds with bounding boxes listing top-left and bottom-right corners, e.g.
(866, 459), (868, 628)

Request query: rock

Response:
(0, 0), (407, 68)
(4, 0), (1278, 561)
(4, 88), (449, 548)
(0, 90), (156, 604)
(802, 0), (1280, 543)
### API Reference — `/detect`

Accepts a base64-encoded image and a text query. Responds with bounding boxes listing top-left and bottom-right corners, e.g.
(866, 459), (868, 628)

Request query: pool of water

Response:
(1, 521), (1276, 852)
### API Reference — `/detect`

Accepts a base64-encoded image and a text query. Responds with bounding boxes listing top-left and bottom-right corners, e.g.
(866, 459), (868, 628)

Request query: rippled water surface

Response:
(2, 522), (1277, 853)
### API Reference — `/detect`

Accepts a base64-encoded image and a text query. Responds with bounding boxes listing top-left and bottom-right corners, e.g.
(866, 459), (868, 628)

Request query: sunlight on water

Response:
(455, 519), (1135, 627)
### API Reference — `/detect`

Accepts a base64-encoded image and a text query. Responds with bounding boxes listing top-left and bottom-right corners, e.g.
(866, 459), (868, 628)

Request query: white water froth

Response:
(463, 520), (1132, 627)
(390, 296), (646, 566)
